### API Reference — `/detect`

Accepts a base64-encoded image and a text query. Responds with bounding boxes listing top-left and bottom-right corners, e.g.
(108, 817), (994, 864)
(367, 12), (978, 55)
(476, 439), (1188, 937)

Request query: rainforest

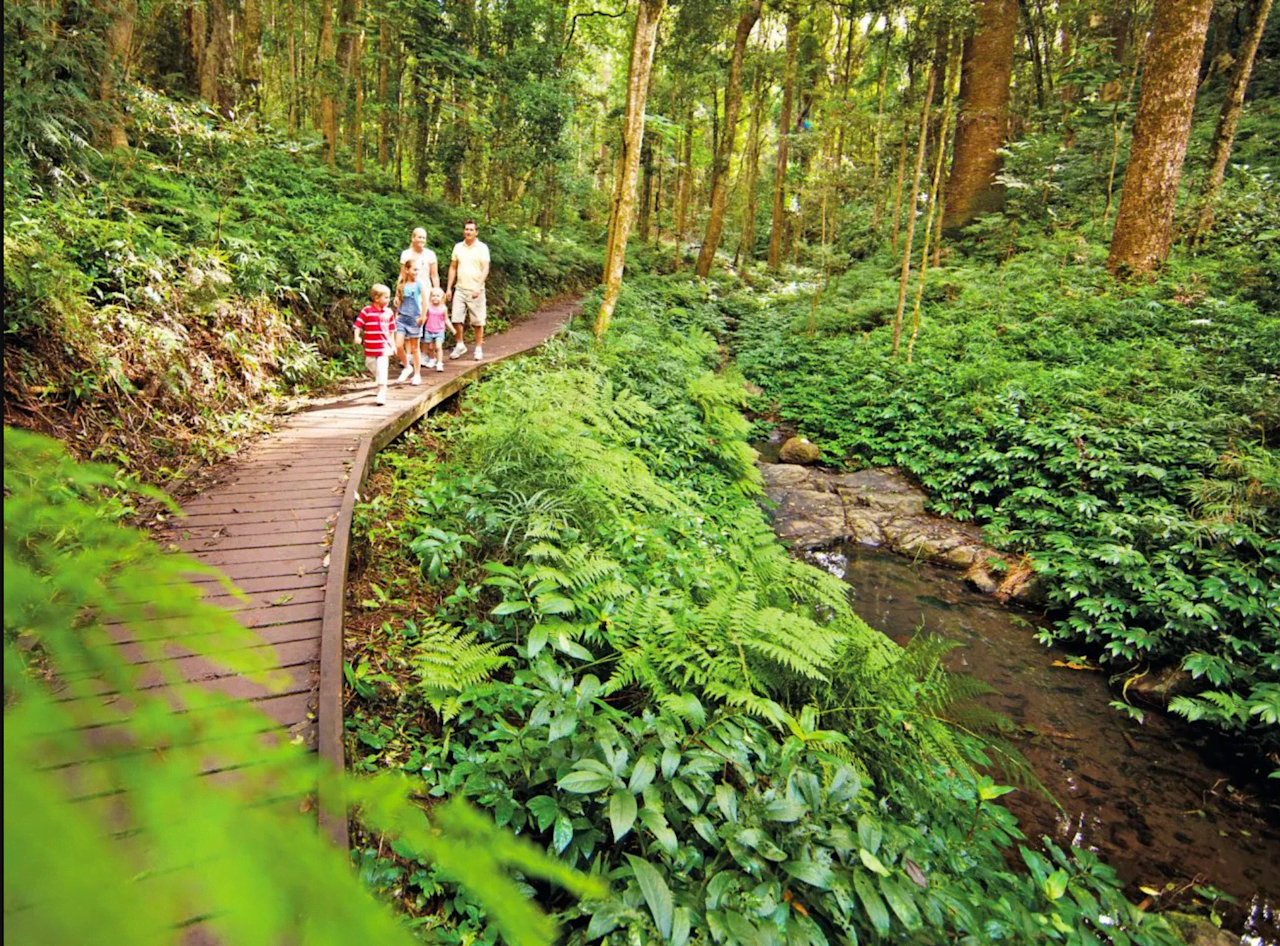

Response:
(4, 0), (1278, 944)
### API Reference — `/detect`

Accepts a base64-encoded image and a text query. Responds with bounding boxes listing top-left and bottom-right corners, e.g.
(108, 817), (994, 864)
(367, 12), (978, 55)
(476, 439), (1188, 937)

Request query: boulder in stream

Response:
(779, 436), (821, 465)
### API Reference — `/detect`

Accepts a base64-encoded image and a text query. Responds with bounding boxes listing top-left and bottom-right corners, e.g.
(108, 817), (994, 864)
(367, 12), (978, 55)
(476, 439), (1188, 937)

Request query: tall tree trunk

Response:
(1107, 0), (1213, 275)
(335, 0), (356, 146)
(890, 118), (909, 251)
(736, 69), (765, 270)
(187, 2), (208, 96)
(638, 137), (655, 243)
(1195, 0), (1273, 240)
(871, 19), (893, 232)
(99, 0), (137, 149)
(286, 0), (298, 132)
(200, 0), (234, 113)
(352, 0), (365, 173)
(674, 102), (693, 265)
(377, 18), (390, 167)
(595, 0), (666, 339)
(696, 0), (762, 278)
(941, 0), (1018, 234)
(908, 39), (961, 363)
(767, 10), (801, 272)
(891, 64), (937, 358)
(317, 0), (338, 165)
(241, 0), (264, 106)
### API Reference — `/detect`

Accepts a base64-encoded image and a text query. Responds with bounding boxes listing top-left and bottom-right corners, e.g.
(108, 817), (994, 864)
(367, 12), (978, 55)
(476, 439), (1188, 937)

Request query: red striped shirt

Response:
(354, 305), (395, 357)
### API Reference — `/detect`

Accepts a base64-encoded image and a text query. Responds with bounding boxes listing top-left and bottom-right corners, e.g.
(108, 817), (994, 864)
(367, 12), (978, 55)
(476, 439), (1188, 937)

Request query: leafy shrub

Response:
(3, 427), (599, 946)
(344, 276), (1184, 945)
(732, 237), (1280, 766)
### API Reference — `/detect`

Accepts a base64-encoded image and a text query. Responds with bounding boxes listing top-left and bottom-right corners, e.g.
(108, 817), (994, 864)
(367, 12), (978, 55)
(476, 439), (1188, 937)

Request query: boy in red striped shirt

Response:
(354, 283), (395, 405)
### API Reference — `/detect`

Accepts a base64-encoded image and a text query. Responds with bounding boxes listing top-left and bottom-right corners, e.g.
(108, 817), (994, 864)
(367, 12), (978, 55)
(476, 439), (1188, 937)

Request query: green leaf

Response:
(670, 779), (701, 814)
(553, 814), (574, 854)
(1044, 869), (1069, 901)
(609, 789), (638, 841)
(857, 814), (882, 855)
(629, 756), (657, 794)
(671, 906), (692, 946)
(859, 849), (890, 877)
(491, 599), (531, 616)
(783, 858), (834, 890)
(527, 625), (549, 658)
(626, 854), (674, 940)
(879, 874), (921, 930)
(556, 770), (614, 793)
(853, 870), (892, 935)
(661, 746), (681, 780)
(715, 784), (739, 822)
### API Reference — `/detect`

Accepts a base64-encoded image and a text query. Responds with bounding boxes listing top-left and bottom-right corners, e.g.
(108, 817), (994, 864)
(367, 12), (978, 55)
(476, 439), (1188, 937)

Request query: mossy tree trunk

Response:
(696, 0), (762, 278)
(1195, 0), (1273, 240)
(594, 0), (666, 339)
(1106, 0), (1213, 275)
(317, 0), (337, 166)
(941, 0), (1018, 235)
(99, 0), (137, 149)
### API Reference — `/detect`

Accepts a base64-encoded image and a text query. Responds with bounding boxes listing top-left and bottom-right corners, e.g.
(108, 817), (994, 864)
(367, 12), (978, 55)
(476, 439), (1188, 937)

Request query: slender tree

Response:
(696, 0), (763, 278)
(768, 9), (801, 272)
(595, 0), (666, 339)
(736, 65), (766, 271)
(941, 0), (1018, 234)
(1107, 0), (1214, 275)
(1195, 0), (1274, 240)
(891, 63), (936, 358)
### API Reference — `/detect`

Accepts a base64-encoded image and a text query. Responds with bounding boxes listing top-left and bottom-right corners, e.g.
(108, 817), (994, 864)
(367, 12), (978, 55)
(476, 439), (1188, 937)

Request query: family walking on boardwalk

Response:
(353, 220), (491, 405)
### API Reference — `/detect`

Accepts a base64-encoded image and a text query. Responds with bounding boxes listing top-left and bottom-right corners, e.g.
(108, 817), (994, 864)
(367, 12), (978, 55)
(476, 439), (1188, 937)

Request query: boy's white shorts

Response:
(365, 355), (389, 385)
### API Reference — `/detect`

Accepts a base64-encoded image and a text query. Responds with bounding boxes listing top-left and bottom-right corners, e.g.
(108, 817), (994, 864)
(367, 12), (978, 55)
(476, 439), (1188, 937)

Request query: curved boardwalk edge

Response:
(315, 299), (583, 847)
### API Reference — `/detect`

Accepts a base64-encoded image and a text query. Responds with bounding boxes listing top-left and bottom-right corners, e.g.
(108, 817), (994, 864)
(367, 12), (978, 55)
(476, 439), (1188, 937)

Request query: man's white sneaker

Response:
(473, 346), (484, 361)
(397, 365), (414, 383)
(375, 387), (387, 405)
(450, 342), (467, 359)
(435, 361), (444, 372)
(410, 374), (422, 386)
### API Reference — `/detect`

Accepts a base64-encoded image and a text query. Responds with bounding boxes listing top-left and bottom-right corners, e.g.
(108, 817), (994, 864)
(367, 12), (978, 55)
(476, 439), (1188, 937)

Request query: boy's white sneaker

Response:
(450, 342), (467, 359)
(473, 346), (484, 360)
(375, 387), (387, 405)
(397, 365), (414, 383)
(435, 361), (444, 372)
(411, 374), (422, 386)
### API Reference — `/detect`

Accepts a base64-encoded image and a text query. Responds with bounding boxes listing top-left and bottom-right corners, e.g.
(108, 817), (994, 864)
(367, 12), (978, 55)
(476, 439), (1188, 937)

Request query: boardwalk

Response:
(146, 298), (581, 840)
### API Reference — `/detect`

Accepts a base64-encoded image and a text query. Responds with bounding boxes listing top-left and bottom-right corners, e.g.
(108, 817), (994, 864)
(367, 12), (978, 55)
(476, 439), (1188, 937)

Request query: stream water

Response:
(809, 543), (1280, 942)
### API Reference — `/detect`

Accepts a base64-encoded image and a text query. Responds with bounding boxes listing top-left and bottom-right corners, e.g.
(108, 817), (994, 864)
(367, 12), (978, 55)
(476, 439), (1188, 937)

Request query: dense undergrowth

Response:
(731, 101), (1280, 771)
(3, 86), (599, 485)
(345, 277), (1185, 945)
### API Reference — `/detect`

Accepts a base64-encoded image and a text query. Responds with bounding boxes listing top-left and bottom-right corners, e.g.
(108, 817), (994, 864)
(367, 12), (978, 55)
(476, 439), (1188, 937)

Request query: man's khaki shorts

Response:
(451, 289), (487, 327)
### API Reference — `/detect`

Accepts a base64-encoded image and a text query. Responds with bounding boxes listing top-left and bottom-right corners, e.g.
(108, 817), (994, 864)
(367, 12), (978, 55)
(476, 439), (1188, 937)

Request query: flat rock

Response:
(759, 462), (1042, 607)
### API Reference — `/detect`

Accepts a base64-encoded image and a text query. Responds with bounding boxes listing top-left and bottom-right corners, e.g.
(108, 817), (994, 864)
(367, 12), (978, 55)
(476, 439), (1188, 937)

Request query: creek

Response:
(752, 438), (1280, 943)
(811, 543), (1280, 942)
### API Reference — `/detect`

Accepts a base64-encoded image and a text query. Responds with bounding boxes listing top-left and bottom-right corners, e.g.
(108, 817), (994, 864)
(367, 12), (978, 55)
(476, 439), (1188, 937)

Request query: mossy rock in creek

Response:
(1166, 913), (1241, 946)
(779, 436), (822, 465)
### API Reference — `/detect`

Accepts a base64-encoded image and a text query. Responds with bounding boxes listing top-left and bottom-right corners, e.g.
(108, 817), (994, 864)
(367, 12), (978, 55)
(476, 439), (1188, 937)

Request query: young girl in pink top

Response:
(421, 287), (449, 373)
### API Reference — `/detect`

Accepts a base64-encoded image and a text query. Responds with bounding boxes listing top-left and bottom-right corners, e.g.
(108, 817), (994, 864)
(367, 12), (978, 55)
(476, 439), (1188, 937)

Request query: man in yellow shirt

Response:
(446, 220), (491, 361)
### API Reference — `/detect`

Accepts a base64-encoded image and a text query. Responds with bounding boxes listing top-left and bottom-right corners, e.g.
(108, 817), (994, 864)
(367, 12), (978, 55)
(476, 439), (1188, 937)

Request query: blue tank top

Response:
(399, 281), (422, 320)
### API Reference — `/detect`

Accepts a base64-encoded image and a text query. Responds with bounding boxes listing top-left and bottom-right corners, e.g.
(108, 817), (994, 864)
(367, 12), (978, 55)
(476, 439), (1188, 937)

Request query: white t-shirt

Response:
(451, 240), (490, 292)
(400, 245), (438, 278)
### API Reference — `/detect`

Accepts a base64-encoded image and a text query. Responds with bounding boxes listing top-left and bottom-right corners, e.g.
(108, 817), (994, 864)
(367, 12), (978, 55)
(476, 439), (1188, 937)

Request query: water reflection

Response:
(826, 543), (1280, 942)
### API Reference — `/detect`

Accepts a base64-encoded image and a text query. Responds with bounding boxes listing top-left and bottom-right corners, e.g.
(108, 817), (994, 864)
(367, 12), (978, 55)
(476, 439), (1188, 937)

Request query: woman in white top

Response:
(400, 228), (441, 290)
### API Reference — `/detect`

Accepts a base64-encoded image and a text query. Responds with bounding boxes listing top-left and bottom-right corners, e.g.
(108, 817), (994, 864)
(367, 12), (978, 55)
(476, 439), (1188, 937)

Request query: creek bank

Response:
(758, 460), (1043, 607)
